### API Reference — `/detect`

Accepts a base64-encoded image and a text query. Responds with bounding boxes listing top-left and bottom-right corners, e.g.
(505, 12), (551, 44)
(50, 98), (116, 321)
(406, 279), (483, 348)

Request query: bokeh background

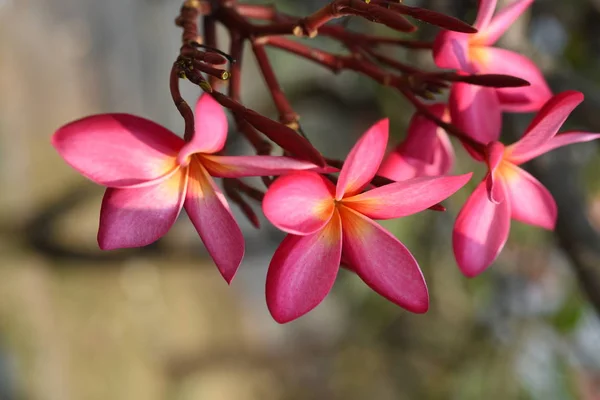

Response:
(2, 0), (600, 399)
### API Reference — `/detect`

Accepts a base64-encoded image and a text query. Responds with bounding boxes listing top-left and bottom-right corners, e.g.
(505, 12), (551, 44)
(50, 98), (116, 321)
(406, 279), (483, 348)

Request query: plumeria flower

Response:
(453, 91), (600, 277)
(262, 119), (472, 323)
(434, 0), (552, 112)
(52, 94), (327, 283)
(378, 104), (454, 181)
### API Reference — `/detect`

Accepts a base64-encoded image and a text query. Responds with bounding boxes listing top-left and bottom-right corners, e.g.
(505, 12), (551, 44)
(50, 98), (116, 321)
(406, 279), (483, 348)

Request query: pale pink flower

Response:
(52, 94), (325, 283)
(453, 91), (600, 276)
(379, 104), (454, 180)
(434, 0), (552, 112)
(262, 119), (472, 323)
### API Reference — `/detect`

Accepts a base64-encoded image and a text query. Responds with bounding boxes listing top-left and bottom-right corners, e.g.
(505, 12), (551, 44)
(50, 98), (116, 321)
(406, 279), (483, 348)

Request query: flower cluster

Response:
(51, 0), (600, 323)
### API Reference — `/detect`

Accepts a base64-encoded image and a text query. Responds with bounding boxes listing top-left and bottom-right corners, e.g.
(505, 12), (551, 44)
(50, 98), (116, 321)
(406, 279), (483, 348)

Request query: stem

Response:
(252, 41), (299, 126)
(169, 63), (195, 141)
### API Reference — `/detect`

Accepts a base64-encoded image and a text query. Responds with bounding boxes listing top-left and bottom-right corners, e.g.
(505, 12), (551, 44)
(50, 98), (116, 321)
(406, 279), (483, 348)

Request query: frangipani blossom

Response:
(434, 0), (552, 112)
(379, 104), (455, 181)
(262, 119), (472, 323)
(453, 91), (600, 277)
(52, 94), (325, 283)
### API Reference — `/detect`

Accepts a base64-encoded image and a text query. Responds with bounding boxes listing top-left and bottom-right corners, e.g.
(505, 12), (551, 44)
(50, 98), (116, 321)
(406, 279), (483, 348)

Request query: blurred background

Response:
(2, 0), (600, 399)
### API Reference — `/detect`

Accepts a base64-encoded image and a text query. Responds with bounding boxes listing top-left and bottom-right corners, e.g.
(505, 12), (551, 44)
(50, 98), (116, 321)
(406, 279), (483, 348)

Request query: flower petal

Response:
(377, 152), (427, 181)
(401, 104), (448, 164)
(177, 94), (229, 163)
(474, 47), (552, 112)
(379, 107), (455, 180)
(342, 173), (472, 220)
(184, 158), (244, 283)
(263, 171), (335, 235)
(98, 169), (187, 250)
(474, 0), (534, 46)
(484, 141), (506, 203)
(473, 0), (497, 31)
(510, 131), (600, 165)
(453, 179), (511, 277)
(200, 154), (323, 178)
(435, 130), (456, 175)
(433, 31), (474, 71)
(449, 82), (501, 145)
(339, 206), (428, 313)
(266, 211), (343, 323)
(502, 162), (556, 230)
(336, 119), (389, 199)
(506, 91), (584, 163)
(52, 114), (184, 187)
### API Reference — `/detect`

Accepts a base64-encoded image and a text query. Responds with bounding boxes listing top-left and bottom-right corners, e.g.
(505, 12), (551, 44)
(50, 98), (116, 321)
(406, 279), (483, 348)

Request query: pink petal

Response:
(449, 82), (501, 145)
(484, 141), (506, 203)
(339, 206), (428, 313)
(473, 0), (497, 31)
(263, 171), (335, 235)
(336, 119), (389, 199)
(52, 114), (184, 187)
(401, 104), (448, 164)
(199, 154), (323, 178)
(453, 179), (511, 277)
(98, 169), (187, 250)
(510, 131), (600, 165)
(378, 107), (455, 180)
(506, 91), (584, 163)
(502, 162), (557, 229)
(433, 31), (474, 71)
(266, 211), (343, 323)
(378, 152), (428, 181)
(184, 158), (244, 283)
(177, 94), (229, 164)
(435, 130), (456, 175)
(342, 173), (472, 220)
(475, 47), (552, 112)
(474, 0), (534, 46)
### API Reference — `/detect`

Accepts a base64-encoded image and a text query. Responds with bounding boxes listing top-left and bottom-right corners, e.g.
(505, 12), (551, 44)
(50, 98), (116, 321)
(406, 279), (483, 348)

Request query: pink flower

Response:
(52, 94), (325, 283)
(434, 0), (552, 112)
(262, 119), (472, 323)
(453, 91), (600, 277)
(378, 104), (454, 181)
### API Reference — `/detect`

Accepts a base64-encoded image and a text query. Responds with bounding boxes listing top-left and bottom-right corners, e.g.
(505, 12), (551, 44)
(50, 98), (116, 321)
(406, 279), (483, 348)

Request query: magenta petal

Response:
(378, 152), (428, 181)
(401, 104), (447, 164)
(52, 114), (184, 187)
(476, 0), (534, 45)
(201, 154), (323, 178)
(433, 31), (473, 71)
(502, 163), (556, 230)
(474, 0), (498, 31)
(339, 206), (428, 313)
(450, 82), (501, 144)
(184, 158), (244, 283)
(336, 119), (389, 199)
(477, 47), (552, 112)
(506, 91), (584, 163)
(484, 142), (506, 203)
(510, 131), (600, 165)
(266, 212), (343, 323)
(435, 130), (456, 175)
(98, 170), (187, 250)
(453, 179), (511, 277)
(342, 173), (472, 220)
(177, 94), (229, 163)
(378, 106), (455, 180)
(263, 171), (335, 235)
